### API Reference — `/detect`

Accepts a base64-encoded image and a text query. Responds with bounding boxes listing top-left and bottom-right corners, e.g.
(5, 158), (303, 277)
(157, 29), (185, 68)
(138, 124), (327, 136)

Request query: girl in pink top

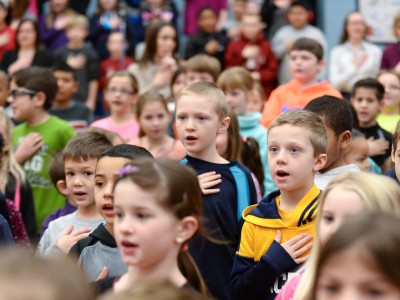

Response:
(276, 172), (400, 300)
(91, 71), (140, 142)
(129, 90), (185, 160)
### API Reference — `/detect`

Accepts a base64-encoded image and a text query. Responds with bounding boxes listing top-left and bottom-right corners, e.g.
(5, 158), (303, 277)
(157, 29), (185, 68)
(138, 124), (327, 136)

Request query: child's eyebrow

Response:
(94, 174), (105, 178)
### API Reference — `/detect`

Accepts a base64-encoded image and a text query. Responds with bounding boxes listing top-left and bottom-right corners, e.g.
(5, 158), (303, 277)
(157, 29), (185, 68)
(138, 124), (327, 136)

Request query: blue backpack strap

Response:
(230, 165), (251, 221)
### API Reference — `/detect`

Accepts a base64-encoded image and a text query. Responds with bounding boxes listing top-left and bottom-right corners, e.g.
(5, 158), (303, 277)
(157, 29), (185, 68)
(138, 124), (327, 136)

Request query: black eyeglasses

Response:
(9, 88), (37, 100)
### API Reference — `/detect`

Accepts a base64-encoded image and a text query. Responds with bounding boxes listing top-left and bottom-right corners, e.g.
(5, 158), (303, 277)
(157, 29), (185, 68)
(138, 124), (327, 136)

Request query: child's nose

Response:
(72, 175), (83, 186)
(119, 217), (134, 234)
(276, 151), (287, 164)
(185, 117), (195, 130)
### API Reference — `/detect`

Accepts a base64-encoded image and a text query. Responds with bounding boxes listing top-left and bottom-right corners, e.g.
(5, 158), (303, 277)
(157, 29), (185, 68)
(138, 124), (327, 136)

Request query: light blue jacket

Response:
(238, 112), (276, 195)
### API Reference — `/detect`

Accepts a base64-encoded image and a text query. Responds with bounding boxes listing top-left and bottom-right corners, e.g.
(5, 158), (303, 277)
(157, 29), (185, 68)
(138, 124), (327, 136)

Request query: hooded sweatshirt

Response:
(260, 79), (342, 128)
(70, 223), (127, 281)
(230, 184), (320, 300)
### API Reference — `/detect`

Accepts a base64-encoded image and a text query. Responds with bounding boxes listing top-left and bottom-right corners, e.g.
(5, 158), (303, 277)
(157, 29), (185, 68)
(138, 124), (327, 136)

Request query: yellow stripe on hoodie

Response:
(237, 184), (320, 262)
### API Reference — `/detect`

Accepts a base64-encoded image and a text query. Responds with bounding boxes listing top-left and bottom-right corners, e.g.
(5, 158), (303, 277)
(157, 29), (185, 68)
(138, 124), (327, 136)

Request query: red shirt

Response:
(225, 33), (278, 97)
(99, 56), (134, 89)
(0, 25), (15, 61)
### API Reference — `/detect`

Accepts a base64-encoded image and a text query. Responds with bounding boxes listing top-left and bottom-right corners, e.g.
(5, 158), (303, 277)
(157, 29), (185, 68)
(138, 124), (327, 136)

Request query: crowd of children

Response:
(1, 1), (400, 300)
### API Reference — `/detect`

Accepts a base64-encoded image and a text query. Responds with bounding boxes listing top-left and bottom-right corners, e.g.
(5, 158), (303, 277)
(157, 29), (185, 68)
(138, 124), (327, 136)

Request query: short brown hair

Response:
(185, 54), (221, 82)
(291, 37), (324, 61)
(177, 81), (228, 120)
(269, 110), (327, 156)
(49, 152), (65, 187)
(11, 67), (57, 110)
(217, 67), (254, 93)
(63, 131), (113, 162)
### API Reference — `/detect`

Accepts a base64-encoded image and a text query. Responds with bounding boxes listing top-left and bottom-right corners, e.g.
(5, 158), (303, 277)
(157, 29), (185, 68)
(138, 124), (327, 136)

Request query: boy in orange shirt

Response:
(260, 38), (342, 128)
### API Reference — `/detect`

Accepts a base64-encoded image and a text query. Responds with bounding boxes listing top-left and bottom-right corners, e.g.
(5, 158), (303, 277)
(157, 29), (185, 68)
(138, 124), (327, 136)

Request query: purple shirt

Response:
(381, 42), (400, 70)
(38, 14), (69, 53)
(184, 0), (227, 35)
(40, 201), (77, 237)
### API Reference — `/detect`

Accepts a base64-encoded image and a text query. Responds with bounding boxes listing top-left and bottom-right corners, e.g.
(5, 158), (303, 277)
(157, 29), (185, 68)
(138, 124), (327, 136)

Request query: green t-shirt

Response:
(12, 116), (76, 233)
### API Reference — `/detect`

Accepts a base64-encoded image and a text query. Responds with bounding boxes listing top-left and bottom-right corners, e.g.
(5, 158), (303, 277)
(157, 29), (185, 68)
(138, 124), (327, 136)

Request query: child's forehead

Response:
(54, 70), (74, 79)
(64, 157), (98, 167)
(353, 87), (380, 99)
(269, 123), (313, 141)
(96, 156), (132, 172)
(289, 49), (317, 58)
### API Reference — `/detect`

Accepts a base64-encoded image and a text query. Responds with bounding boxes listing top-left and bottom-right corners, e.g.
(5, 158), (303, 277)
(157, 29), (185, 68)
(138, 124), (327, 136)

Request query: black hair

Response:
(304, 96), (353, 136)
(98, 144), (153, 161)
(53, 62), (78, 81)
(351, 78), (385, 101)
(197, 6), (217, 20)
(241, 137), (264, 196)
(348, 103), (360, 130)
(288, 0), (311, 12)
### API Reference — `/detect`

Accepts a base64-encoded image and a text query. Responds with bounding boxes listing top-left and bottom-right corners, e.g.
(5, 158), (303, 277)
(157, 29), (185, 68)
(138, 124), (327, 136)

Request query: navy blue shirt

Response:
(181, 155), (257, 300)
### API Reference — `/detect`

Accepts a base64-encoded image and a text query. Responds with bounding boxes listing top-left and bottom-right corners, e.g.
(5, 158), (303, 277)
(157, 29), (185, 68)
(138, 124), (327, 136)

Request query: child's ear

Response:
(175, 216), (199, 244)
(56, 180), (68, 196)
(313, 153), (327, 172)
(218, 116), (230, 134)
(339, 130), (352, 149)
(34, 91), (46, 108)
(317, 59), (325, 73)
(73, 81), (79, 93)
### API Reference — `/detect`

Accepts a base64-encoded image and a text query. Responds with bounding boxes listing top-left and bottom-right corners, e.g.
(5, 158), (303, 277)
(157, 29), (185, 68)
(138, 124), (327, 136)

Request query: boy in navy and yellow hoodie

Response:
(230, 110), (328, 300)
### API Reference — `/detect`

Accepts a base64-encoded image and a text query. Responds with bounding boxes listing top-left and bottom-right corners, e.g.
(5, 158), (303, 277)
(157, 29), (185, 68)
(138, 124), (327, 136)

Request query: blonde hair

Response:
(185, 54), (221, 82)
(393, 10), (400, 38)
(312, 213), (400, 298)
(294, 172), (400, 300)
(66, 15), (89, 30)
(217, 67), (254, 94)
(99, 281), (202, 300)
(269, 110), (327, 156)
(0, 108), (26, 191)
(177, 81), (228, 120)
(0, 250), (95, 300)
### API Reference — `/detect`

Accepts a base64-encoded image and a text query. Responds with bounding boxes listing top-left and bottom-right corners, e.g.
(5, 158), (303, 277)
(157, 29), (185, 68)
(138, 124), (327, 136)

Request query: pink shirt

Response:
(129, 137), (186, 160)
(90, 116), (139, 142)
(275, 274), (302, 300)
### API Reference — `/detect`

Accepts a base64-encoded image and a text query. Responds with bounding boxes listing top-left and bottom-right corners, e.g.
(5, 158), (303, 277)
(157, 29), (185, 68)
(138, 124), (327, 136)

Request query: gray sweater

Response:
(37, 211), (103, 257)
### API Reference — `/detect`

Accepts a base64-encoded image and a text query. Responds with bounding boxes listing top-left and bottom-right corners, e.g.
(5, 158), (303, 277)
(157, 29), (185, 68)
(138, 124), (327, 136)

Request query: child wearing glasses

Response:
(90, 72), (140, 142)
(9, 67), (76, 235)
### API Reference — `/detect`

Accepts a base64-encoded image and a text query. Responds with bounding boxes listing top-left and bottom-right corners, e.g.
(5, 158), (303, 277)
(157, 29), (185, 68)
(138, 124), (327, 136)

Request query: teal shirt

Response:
(238, 112), (276, 195)
(12, 116), (76, 233)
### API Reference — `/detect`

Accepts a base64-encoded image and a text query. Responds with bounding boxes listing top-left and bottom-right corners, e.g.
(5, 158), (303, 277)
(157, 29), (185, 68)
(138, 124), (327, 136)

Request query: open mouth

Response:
(102, 204), (113, 211)
(121, 241), (137, 247)
(186, 135), (197, 141)
(120, 240), (138, 255)
(276, 171), (289, 178)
